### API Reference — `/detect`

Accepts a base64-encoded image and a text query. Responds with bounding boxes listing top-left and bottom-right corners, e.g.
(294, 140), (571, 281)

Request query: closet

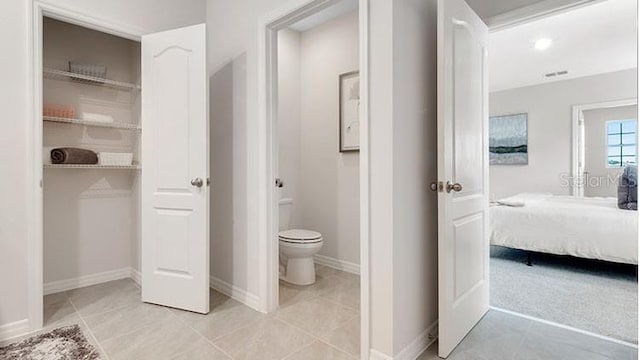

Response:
(39, 15), (209, 314)
(42, 17), (142, 292)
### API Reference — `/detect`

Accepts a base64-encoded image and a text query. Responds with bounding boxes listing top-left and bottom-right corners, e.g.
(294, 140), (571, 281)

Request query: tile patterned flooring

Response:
(4, 265), (637, 360)
(6, 265), (360, 360)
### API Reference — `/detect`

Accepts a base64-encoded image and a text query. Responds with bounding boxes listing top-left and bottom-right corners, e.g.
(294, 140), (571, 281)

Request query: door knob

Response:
(446, 181), (463, 193)
(191, 178), (204, 187)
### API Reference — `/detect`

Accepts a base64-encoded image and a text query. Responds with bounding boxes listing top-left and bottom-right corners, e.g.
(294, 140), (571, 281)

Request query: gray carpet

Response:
(491, 246), (638, 344)
(0, 325), (100, 360)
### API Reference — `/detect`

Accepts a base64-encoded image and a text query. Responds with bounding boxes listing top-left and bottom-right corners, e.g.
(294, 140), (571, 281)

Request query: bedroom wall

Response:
(489, 68), (638, 199)
(583, 104), (638, 198)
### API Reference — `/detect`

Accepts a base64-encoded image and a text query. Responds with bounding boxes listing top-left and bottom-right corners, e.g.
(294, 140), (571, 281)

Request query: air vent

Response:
(544, 70), (569, 78)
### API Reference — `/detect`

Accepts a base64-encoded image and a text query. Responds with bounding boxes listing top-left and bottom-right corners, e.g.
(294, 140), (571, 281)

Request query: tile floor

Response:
(418, 310), (638, 360)
(4, 266), (637, 360)
(4, 264), (360, 360)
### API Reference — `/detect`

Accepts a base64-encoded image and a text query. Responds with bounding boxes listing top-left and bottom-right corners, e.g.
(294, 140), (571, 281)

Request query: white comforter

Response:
(490, 193), (638, 264)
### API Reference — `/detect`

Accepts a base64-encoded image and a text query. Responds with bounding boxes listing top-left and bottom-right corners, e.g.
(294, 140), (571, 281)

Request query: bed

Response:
(490, 193), (638, 265)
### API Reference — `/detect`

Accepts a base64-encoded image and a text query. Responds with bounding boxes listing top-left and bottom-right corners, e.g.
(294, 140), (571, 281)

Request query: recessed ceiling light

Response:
(534, 38), (553, 51)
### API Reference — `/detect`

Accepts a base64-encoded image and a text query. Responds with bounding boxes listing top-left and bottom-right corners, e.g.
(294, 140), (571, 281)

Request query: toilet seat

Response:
(278, 229), (323, 244)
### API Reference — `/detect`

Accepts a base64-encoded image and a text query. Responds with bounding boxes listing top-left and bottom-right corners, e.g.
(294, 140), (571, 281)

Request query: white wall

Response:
(368, 0), (395, 352)
(490, 69), (638, 199)
(369, 0), (438, 356)
(0, 0), (30, 330)
(391, 0), (438, 354)
(298, 10), (360, 265)
(277, 29), (303, 229)
(583, 104), (638, 197)
(0, 0), (204, 331)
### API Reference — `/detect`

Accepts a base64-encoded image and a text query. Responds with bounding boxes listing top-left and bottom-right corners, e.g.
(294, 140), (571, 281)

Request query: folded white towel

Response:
(82, 112), (114, 123)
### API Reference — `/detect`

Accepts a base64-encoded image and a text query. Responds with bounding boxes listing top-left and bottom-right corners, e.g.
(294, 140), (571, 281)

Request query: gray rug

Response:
(0, 325), (100, 360)
(491, 246), (638, 344)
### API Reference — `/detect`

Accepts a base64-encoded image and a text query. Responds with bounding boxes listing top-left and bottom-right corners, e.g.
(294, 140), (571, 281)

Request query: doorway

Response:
(487, 0), (638, 348)
(258, 0), (369, 358)
(573, 99), (638, 197)
(437, 0), (639, 358)
(29, 1), (210, 334)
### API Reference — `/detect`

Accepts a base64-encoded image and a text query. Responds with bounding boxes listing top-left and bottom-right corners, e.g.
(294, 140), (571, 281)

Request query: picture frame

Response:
(489, 113), (529, 165)
(339, 70), (360, 152)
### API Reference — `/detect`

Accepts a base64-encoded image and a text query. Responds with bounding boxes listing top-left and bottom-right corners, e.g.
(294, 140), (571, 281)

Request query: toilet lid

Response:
(278, 229), (322, 242)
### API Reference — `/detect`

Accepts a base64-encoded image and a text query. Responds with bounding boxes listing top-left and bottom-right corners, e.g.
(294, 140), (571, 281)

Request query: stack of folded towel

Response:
(50, 147), (98, 165)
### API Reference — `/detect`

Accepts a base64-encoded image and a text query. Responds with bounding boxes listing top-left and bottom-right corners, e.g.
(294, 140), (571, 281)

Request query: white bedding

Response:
(490, 193), (638, 264)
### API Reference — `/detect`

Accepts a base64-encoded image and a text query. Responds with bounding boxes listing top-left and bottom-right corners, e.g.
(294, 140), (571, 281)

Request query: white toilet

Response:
(278, 199), (323, 285)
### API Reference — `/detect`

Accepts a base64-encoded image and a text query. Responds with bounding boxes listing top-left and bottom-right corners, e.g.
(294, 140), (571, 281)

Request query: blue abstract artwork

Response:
(489, 113), (528, 165)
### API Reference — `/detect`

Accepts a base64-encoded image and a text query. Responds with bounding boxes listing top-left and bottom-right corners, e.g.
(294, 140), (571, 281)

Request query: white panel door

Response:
(142, 24), (209, 313)
(437, 0), (489, 357)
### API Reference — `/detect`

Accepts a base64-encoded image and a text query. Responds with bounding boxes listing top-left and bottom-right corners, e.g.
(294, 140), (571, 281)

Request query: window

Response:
(607, 119), (637, 168)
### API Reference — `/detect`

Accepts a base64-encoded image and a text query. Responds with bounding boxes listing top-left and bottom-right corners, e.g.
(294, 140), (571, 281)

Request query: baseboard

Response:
(490, 307), (638, 349)
(368, 320), (438, 360)
(44, 267), (132, 295)
(370, 349), (393, 360)
(314, 254), (360, 275)
(130, 268), (142, 286)
(0, 319), (30, 342)
(209, 275), (261, 311)
(395, 320), (438, 360)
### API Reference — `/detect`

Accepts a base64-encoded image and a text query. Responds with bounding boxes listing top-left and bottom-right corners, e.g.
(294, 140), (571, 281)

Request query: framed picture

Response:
(489, 113), (528, 165)
(339, 70), (360, 152)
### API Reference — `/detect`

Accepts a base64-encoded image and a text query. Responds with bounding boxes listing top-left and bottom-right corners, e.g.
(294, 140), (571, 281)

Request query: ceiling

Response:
(288, 0), (358, 32)
(489, 0), (637, 92)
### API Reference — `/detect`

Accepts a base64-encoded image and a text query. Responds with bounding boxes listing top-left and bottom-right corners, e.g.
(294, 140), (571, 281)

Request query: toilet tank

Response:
(278, 198), (293, 231)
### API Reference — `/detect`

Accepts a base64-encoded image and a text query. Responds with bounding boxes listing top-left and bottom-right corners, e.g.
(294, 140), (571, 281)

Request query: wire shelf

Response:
(43, 116), (141, 131)
(44, 163), (141, 170)
(43, 68), (141, 91)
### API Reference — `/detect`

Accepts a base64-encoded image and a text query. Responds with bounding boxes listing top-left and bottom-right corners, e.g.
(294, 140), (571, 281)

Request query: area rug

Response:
(0, 325), (100, 360)
(491, 246), (638, 344)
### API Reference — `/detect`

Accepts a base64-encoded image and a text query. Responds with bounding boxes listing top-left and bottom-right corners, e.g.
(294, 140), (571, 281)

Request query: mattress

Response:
(490, 193), (638, 264)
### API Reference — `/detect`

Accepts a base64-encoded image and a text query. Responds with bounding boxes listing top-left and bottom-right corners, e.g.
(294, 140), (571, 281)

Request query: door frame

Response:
(571, 98), (638, 197)
(27, 1), (146, 333)
(256, 0), (370, 358)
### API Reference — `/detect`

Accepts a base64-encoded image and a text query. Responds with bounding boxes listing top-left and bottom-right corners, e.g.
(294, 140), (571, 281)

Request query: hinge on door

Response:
(429, 181), (444, 192)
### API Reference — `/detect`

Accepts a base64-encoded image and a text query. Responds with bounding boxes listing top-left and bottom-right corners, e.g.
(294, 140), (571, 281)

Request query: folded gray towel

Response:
(51, 147), (98, 165)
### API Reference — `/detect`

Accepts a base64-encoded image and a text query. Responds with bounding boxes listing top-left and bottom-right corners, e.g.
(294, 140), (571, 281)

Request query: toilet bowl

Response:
(279, 229), (323, 286)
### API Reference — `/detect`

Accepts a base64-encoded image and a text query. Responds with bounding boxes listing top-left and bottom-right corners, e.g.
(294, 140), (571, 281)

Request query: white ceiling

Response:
(288, 0), (358, 32)
(489, 0), (637, 92)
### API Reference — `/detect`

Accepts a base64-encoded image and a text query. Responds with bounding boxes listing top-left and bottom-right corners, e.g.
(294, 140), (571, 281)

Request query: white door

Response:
(437, 0), (489, 357)
(141, 24), (209, 314)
